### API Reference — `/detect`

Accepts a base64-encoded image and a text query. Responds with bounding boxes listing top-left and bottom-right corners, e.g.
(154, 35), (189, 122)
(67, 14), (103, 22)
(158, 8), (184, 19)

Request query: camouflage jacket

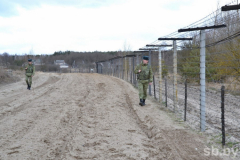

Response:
(134, 63), (153, 82)
(25, 64), (35, 76)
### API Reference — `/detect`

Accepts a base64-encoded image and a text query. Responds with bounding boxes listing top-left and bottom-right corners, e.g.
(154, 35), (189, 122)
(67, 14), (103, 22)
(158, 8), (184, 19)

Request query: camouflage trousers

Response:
(138, 80), (149, 99)
(25, 75), (32, 86)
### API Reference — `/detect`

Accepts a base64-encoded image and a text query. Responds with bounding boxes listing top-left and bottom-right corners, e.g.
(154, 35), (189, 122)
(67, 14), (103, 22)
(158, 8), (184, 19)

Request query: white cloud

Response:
(0, 0), (235, 54)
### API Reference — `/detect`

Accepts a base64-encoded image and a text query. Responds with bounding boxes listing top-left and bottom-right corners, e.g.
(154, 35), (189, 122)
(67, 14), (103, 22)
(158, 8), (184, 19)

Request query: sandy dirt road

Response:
(0, 73), (224, 159)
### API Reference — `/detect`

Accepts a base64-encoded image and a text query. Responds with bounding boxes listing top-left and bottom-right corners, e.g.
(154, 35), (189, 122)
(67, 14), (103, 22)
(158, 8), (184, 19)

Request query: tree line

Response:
(0, 51), (123, 72)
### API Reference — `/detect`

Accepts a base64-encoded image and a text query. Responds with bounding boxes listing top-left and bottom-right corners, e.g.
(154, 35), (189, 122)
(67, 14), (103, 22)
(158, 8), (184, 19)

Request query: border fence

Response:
(95, 1), (240, 149)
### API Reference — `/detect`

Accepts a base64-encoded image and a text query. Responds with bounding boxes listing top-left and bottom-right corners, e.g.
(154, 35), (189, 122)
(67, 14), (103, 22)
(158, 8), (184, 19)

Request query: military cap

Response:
(143, 56), (149, 60)
(28, 59), (32, 62)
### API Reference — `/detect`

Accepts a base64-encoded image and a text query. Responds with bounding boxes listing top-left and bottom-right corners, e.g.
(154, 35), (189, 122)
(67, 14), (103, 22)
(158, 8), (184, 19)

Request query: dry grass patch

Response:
(0, 69), (21, 85)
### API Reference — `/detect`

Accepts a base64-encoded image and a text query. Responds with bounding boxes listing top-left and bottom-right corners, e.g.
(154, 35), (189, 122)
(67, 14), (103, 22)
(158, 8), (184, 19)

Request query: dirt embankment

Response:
(0, 69), (22, 86)
(0, 73), (230, 159)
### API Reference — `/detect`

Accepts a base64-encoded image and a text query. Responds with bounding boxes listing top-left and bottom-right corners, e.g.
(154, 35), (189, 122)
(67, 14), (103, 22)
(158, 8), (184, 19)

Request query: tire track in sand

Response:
(0, 74), (66, 156)
(0, 73), (54, 106)
(0, 74), (61, 122)
(40, 74), (94, 160)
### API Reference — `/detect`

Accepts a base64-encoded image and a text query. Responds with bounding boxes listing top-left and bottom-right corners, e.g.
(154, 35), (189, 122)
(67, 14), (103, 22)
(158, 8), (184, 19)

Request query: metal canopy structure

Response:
(146, 44), (172, 47)
(139, 47), (158, 51)
(178, 24), (227, 32)
(158, 38), (193, 40)
(221, 4), (240, 11)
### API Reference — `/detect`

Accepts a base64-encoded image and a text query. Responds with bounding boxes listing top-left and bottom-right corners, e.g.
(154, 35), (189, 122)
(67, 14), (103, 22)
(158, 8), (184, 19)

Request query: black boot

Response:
(142, 99), (146, 106)
(29, 85), (31, 90)
(139, 99), (143, 106)
(27, 84), (30, 90)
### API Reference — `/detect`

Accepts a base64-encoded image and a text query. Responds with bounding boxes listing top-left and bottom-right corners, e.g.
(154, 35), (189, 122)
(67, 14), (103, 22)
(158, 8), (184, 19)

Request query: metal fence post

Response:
(136, 54), (139, 86)
(109, 61), (110, 75)
(173, 40), (178, 112)
(221, 86), (225, 146)
(136, 54), (139, 65)
(118, 58), (120, 78)
(127, 57), (129, 82)
(184, 79), (187, 121)
(129, 57), (132, 83)
(149, 50), (152, 96)
(159, 48), (162, 103)
(114, 60), (116, 77)
(133, 57), (135, 86)
(153, 75), (156, 99)
(111, 60), (113, 76)
(125, 57), (127, 81)
(165, 77), (167, 107)
(122, 57), (124, 80)
(115, 59), (117, 77)
(96, 63), (98, 73)
(200, 30), (206, 132)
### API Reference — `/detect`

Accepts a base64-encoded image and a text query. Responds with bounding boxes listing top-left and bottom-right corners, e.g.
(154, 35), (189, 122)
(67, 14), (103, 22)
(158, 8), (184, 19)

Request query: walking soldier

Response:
(134, 56), (153, 106)
(25, 59), (35, 90)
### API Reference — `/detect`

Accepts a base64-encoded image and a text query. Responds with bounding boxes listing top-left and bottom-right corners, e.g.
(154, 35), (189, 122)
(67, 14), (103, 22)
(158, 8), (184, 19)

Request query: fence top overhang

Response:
(221, 4), (240, 11)
(146, 44), (172, 47)
(158, 38), (193, 41)
(178, 24), (227, 32)
(95, 55), (137, 63)
(139, 48), (159, 51)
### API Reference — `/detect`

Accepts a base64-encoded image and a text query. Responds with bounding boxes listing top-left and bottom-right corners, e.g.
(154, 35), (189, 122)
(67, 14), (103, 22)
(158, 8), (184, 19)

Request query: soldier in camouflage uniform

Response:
(134, 56), (153, 106)
(25, 59), (35, 90)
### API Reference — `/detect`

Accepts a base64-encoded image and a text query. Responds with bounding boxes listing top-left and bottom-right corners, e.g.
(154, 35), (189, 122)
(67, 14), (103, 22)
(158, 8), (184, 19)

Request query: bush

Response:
(0, 69), (10, 83)
(14, 60), (25, 66)
(47, 65), (59, 72)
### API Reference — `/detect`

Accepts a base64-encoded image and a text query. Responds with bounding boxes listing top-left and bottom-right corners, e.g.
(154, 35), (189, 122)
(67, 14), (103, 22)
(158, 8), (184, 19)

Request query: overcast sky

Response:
(0, 0), (234, 55)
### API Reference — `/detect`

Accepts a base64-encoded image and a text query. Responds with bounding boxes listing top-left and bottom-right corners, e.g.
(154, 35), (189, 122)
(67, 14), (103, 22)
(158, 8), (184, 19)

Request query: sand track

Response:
(0, 73), (224, 159)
